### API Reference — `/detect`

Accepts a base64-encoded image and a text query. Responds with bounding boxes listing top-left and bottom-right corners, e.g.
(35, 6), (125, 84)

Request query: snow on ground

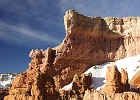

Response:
(61, 82), (73, 90)
(0, 81), (11, 87)
(0, 73), (18, 89)
(62, 55), (140, 91)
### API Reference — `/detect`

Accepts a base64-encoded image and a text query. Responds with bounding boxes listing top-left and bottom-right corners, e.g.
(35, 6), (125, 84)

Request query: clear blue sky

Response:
(0, 0), (140, 73)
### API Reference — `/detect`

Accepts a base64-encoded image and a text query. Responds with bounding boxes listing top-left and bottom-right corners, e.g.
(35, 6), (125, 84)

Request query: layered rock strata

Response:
(5, 10), (140, 100)
(28, 10), (140, 89)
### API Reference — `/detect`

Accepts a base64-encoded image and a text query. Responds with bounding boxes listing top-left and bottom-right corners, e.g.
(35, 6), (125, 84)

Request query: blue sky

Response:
(0, 0), (140, 73)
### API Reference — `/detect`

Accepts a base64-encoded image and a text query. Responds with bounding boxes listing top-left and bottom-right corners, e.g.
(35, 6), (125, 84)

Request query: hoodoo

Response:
(5, 10), (140, 100)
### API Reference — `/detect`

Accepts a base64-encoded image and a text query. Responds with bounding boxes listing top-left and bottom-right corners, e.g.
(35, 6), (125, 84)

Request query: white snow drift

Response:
(62, 55), (140, 91)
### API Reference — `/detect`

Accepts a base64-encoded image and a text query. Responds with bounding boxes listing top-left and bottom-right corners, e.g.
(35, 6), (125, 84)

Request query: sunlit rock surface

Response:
(4, 10), (140, 100)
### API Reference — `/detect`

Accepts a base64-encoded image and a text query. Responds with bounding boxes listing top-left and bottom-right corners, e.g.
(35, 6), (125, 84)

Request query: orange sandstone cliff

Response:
(4, 10), (140, 100)
(29, 10), (140, 89)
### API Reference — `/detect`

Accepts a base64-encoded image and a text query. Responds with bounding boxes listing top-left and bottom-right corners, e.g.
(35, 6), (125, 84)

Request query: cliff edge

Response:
(4, 10), (140, 100)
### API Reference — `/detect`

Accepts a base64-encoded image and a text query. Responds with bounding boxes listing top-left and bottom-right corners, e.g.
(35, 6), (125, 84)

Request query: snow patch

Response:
(0, 73), (18, 88)
(61, 55), (140, 91)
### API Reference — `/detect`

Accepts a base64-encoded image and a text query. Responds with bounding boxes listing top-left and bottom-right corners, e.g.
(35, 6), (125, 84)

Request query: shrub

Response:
(93, 63), (97, 69)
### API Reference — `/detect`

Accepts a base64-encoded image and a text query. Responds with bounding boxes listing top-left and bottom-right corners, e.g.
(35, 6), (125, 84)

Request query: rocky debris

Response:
(100, 66), (129, 95)
(4, 71), (58, 100)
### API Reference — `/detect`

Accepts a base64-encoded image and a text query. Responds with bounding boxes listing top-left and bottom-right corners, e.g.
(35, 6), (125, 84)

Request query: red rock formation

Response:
(5, 10), (140, 100)
(58, 73), (92, 100)
(26, 10), (140, 89)
(72, 73), (92, 91)
(101, 66), (129, 95)
(130, 70), (140, 88)
(83, 66), (140, 100)
(4, 71), (58, 100)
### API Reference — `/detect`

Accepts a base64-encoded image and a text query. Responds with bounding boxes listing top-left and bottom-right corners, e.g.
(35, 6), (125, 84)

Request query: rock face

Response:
(4, 71), (57, 100)
(5, 10), (140, 99)
(27, 10), (140, 89)
(100, 66), (129, 95)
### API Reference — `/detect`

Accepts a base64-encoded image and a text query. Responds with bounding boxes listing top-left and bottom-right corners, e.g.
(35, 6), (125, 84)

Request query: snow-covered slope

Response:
(62, 55), (140, 91)
(0, 73), (18, 89)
